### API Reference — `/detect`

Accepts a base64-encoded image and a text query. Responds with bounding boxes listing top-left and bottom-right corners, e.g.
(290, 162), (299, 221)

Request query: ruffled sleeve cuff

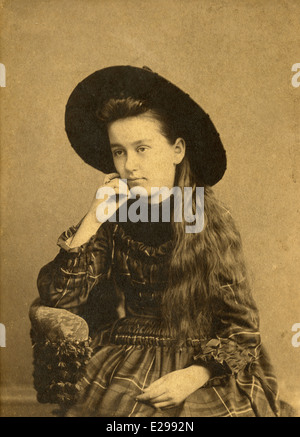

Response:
(193, 337), (259, 387)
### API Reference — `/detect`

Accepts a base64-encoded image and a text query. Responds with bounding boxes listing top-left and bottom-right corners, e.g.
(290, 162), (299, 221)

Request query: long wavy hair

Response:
(98, 97), (256, 342)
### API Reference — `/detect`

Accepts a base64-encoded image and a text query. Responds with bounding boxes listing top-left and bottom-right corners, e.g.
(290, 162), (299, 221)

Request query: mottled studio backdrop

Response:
(0, 0), (299, 414)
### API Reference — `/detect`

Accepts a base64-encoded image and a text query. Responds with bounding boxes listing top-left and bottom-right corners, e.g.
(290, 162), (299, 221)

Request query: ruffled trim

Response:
(193, 337), (257, 375)
(115, 225), (174, 259)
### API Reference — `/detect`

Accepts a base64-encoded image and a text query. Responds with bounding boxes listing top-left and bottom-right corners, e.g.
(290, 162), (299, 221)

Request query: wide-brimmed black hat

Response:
(65, 65), (226, 186)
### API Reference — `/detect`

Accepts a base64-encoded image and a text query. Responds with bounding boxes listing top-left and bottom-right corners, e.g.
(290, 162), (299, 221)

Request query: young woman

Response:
(37, 66), (280, 417)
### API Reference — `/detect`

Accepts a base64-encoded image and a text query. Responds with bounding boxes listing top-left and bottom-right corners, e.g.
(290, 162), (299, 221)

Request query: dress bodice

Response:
(111, 220), (174, 318)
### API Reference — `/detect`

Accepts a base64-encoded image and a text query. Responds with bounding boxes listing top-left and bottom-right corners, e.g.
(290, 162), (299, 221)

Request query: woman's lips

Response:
(127, 177), (146, 186)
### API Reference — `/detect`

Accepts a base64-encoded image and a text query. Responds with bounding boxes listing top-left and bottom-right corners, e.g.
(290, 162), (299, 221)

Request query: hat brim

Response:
(65, 65), (226, 186)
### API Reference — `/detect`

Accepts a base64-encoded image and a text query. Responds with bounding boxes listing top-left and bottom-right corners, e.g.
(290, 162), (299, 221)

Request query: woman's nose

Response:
(124, 152), (138, 172)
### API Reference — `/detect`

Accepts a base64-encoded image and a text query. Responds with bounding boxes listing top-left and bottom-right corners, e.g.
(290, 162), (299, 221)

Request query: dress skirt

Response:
(66, 316), (279, 417)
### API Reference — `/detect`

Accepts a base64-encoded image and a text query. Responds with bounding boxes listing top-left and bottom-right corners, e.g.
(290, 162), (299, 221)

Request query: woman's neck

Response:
(116, 196), (174, 246)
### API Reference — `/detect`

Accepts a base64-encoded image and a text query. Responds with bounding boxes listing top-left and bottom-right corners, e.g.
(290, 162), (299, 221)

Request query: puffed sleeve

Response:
(37, 220), (115, 314)
(193, 280), (262, 385)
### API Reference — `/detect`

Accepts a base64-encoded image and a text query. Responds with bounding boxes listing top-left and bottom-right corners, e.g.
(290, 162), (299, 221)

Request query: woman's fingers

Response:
(136, 376), (170, 402)
(137, 393), (178, 410)
(142, 376), (167, 392)
(136, 393), (170, 404)
(97, 183), (129, 202)
(103, 172), (120, 185)
(152, 401), (177, 410)
(102, 178), (130, 197)
(136, 391), (169, 403)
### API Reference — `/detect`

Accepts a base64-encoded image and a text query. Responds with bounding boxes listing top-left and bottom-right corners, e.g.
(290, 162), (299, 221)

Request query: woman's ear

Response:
(173, 138), (186, 165)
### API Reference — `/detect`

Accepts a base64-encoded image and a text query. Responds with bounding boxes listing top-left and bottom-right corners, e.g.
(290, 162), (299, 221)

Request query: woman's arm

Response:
(37, 174), (126, 312)
(37, 219), (113, 313)
(67, 214), (102, 248)
(193, 281), (262, 382)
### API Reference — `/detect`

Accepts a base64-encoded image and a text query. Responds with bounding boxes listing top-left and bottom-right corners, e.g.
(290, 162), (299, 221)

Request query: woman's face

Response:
(107, 114), (185, 196)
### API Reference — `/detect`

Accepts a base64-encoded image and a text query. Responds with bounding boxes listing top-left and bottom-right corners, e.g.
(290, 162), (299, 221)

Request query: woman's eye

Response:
(137, 146), (148, 153)
(113, 150), (124, 157)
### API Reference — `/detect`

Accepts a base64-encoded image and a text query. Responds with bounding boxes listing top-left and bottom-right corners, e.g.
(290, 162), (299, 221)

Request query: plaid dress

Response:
(37, 217), (280, 417)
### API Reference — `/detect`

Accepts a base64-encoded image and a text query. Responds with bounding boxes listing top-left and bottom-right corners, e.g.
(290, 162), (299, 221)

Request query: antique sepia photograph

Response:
(0, 0), (299, 418)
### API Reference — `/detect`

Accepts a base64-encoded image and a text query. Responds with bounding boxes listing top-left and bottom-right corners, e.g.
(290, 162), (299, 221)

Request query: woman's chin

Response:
(128, 184), (151, 198)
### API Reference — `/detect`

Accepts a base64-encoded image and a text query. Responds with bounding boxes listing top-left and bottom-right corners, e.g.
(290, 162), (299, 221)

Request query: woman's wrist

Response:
(68, 213), (102, 248)
(183, 364), (211, 387)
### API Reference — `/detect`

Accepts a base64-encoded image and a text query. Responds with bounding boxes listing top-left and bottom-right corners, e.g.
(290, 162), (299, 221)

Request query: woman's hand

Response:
(68, 173), (129, 248)
(136, 365), (211, 410)
(86, 173), (129, 225)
